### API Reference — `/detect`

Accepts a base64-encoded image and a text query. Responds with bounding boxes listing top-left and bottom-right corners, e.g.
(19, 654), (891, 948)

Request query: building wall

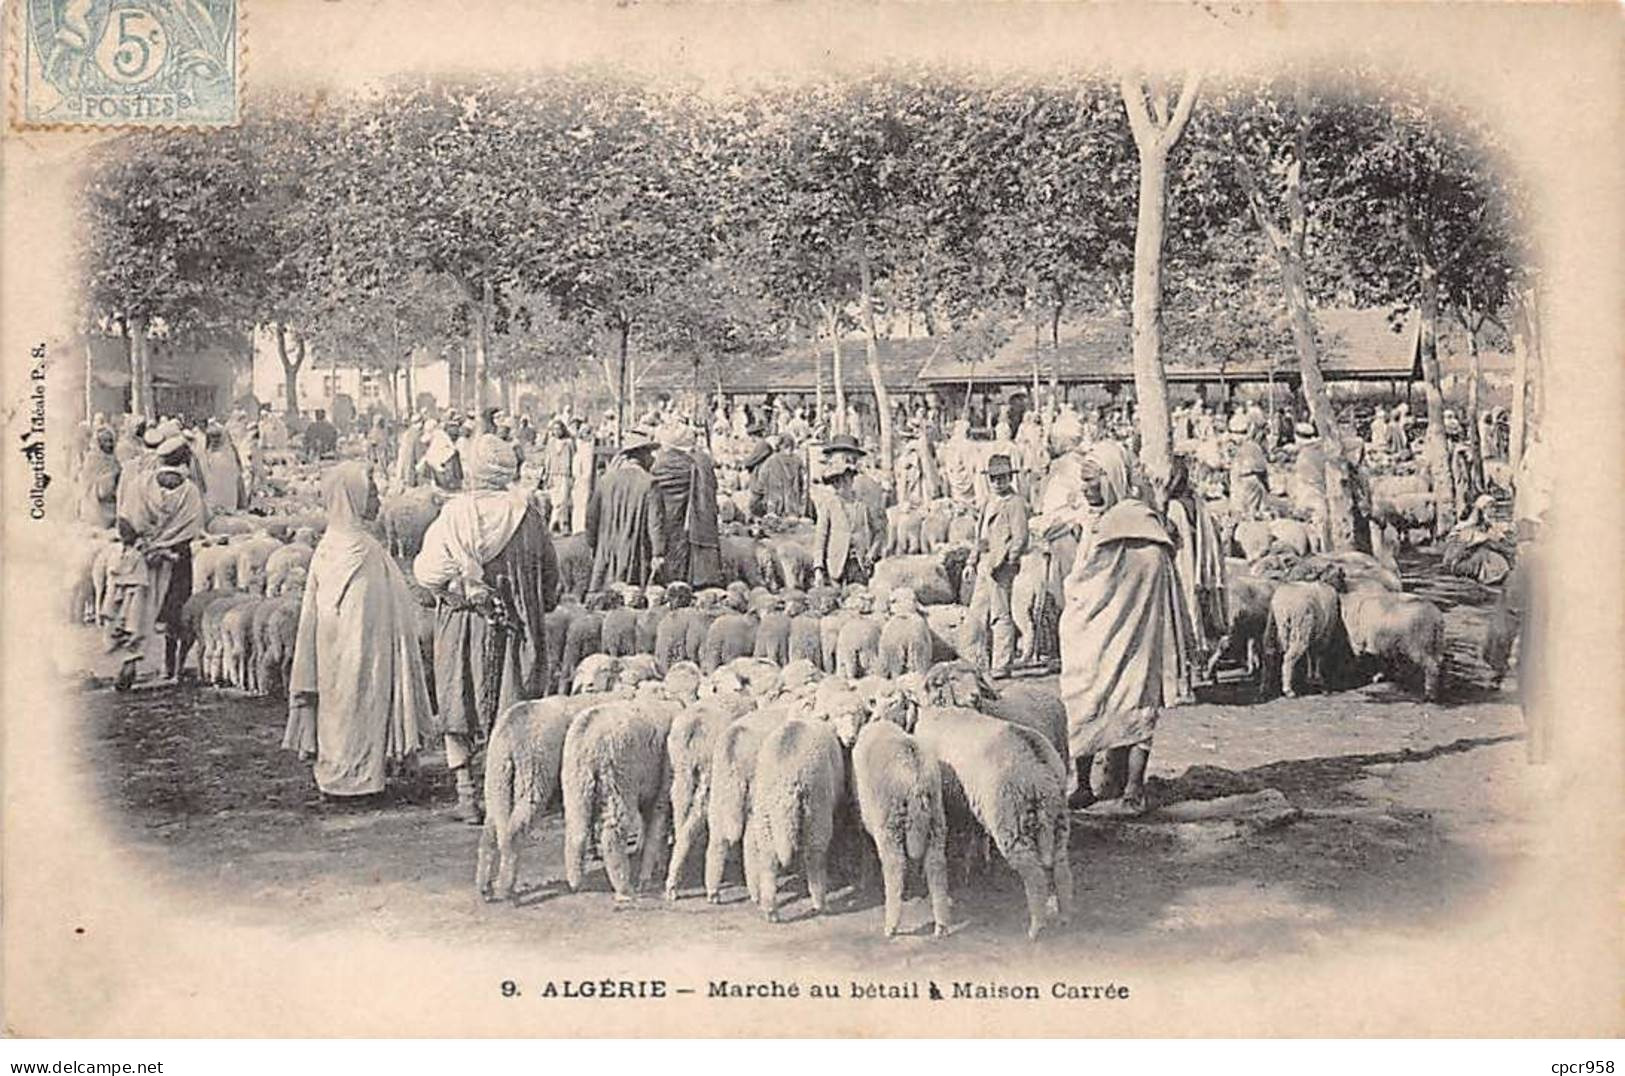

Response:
(249, 328), (453, 416)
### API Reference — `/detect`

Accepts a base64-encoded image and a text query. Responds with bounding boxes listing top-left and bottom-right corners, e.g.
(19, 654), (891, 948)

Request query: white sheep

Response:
(560, 695), (684, 901)
(851, 718), (951, 937)
(723, 656), (783, 699)
(703, 700), (807, 902)
(662, 693), (758, 900)
(920, 660), (1066, 757)
(910, 703), (1073, 941)
(1265, 573), (1345, 697)
(572, 653), (621, 695)
(1339, 588), (1445, 701)
(749, 716), (849, 922)
(835, 592), (883, 680)
(476, 694), (608, 901)
(877, 586), (933, 677)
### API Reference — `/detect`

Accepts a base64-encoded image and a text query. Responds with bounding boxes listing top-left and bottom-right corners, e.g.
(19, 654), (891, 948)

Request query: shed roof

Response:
(918, 307), (1427, 385)
(638, 336), (944, 396)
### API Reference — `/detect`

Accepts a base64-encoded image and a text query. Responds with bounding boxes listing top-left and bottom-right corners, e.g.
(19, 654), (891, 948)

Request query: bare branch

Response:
(1233, 155), (1290, 256)
(1164, 69), (1203, 145)
(1148, 79), (1171, 127)
(1118, 75), (1155, 150)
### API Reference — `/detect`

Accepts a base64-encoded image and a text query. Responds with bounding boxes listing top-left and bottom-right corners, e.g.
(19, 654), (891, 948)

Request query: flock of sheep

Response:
(480, 653), (1071, 940)
(59, 444), (1469, 942)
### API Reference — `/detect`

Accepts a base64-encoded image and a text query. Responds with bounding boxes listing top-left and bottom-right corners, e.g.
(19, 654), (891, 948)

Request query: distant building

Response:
(67, 333), (248, 424)
(249, 329), (455, 416)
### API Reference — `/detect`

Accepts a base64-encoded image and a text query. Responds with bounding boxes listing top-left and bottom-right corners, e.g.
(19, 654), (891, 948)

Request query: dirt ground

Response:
(73, 550), (1537, 968)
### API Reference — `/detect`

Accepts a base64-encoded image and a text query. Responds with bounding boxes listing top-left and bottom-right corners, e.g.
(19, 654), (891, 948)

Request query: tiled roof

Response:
(638, 336), (945, 395)
(918, 307), (1427, 385)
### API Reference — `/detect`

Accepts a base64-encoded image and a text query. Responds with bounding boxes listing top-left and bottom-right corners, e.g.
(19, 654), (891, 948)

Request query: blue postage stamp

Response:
(19, 0), (239, 126)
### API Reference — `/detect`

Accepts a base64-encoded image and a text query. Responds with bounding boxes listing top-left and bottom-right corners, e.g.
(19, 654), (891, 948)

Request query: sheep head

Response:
(779, 658), (821, 695)
(664, 582), (693, 609)
(572, 653), (621, 694)
(702, 667), (747, 698)
(921, 660), (998, 710)
(888, 586), (920, 618)
(726, 657), (782, 699)
(662, 661), (703, 702)
(814, 684), (870, 748)
(585, 589), (623, 612)
(643, 583), (667, 610)
(616, 654), (661, 689)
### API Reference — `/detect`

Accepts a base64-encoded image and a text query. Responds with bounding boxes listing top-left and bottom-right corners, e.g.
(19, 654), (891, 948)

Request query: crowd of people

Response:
(71, 380), (1544, 824)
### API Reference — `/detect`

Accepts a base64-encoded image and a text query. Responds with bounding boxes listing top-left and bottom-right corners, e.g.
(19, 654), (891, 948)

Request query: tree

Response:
(1329, 88), (1513, 535)
(1221, 78), (1364, 549)
(81, 131), (259, 419)
(1120, 71), (1203, 495)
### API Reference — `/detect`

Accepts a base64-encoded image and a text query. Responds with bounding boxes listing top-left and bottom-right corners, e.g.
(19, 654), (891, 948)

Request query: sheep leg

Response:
(754, 822), (779, 922)
(475, 824), (498, 900)
(742, 822), (762, 904)
(637, 796), (673, 894)
(600, 815), (635, 902)
(665, 807), (705, 901)
(1051, 822), (1074, 927)
(703, 828), (733, 903)
(876, 837), (906, 937)
(1281, 643), (1304, 698)
(563, 802), (590, 893)
(804, 839), (831, 916)
(1009, 851), (1051, 942)
(1421, 655), (1443, 702)
(923, 838), (953, 938)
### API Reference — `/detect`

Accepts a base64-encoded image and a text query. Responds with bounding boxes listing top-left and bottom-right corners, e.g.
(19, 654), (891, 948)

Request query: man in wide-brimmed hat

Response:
(968, 453), (1029, 678)
(822, 432), (886, 529)
(813, 455), (880, 585)
(585, 429), (667, 591)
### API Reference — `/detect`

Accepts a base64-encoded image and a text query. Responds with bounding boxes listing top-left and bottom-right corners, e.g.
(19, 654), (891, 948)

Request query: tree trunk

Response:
(473, 281), (493, 415)
(1414, 266), (1456, 536)
(129, 316), (155, 421)
(814, 321), (826, 423)
(1126, 141), (1175, 496)
(403, 350), (416, 416)
(823, 302), (846, 435)
(615, 317), (630, 445)
(84, 335), (95, 425)
(1281, 258), (1359, 551)
(1464, 311), (1484, 485)
(627, 349), (637, 421)
(1120, 73), (1200, 502)
(272, 323), (299, 417)
(1509, 287), (1534, 472)
(857, 249), (895, 476)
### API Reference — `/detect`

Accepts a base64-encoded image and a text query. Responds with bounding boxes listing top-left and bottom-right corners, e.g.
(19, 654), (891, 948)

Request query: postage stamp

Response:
(16, 0), (239, 127)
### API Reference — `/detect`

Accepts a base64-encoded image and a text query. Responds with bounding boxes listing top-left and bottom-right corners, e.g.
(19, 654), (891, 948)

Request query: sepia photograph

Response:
(2, 0), (1619, 1045)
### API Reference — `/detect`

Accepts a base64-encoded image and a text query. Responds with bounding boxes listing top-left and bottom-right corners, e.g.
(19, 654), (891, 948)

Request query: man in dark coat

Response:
(748, 434), (806, 518)
(585, 431), (666, 591)
(302, 409), (338, 461)
(651, 424), (722, 587)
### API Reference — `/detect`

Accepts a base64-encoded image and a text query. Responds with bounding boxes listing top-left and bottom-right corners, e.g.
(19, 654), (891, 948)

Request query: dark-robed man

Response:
(747, 434), (806, 518)
(585, 430), (666, 591)
(650, 423), (722, 587)
(303, 408), (338, 461)
(414, 435), (559, 823)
